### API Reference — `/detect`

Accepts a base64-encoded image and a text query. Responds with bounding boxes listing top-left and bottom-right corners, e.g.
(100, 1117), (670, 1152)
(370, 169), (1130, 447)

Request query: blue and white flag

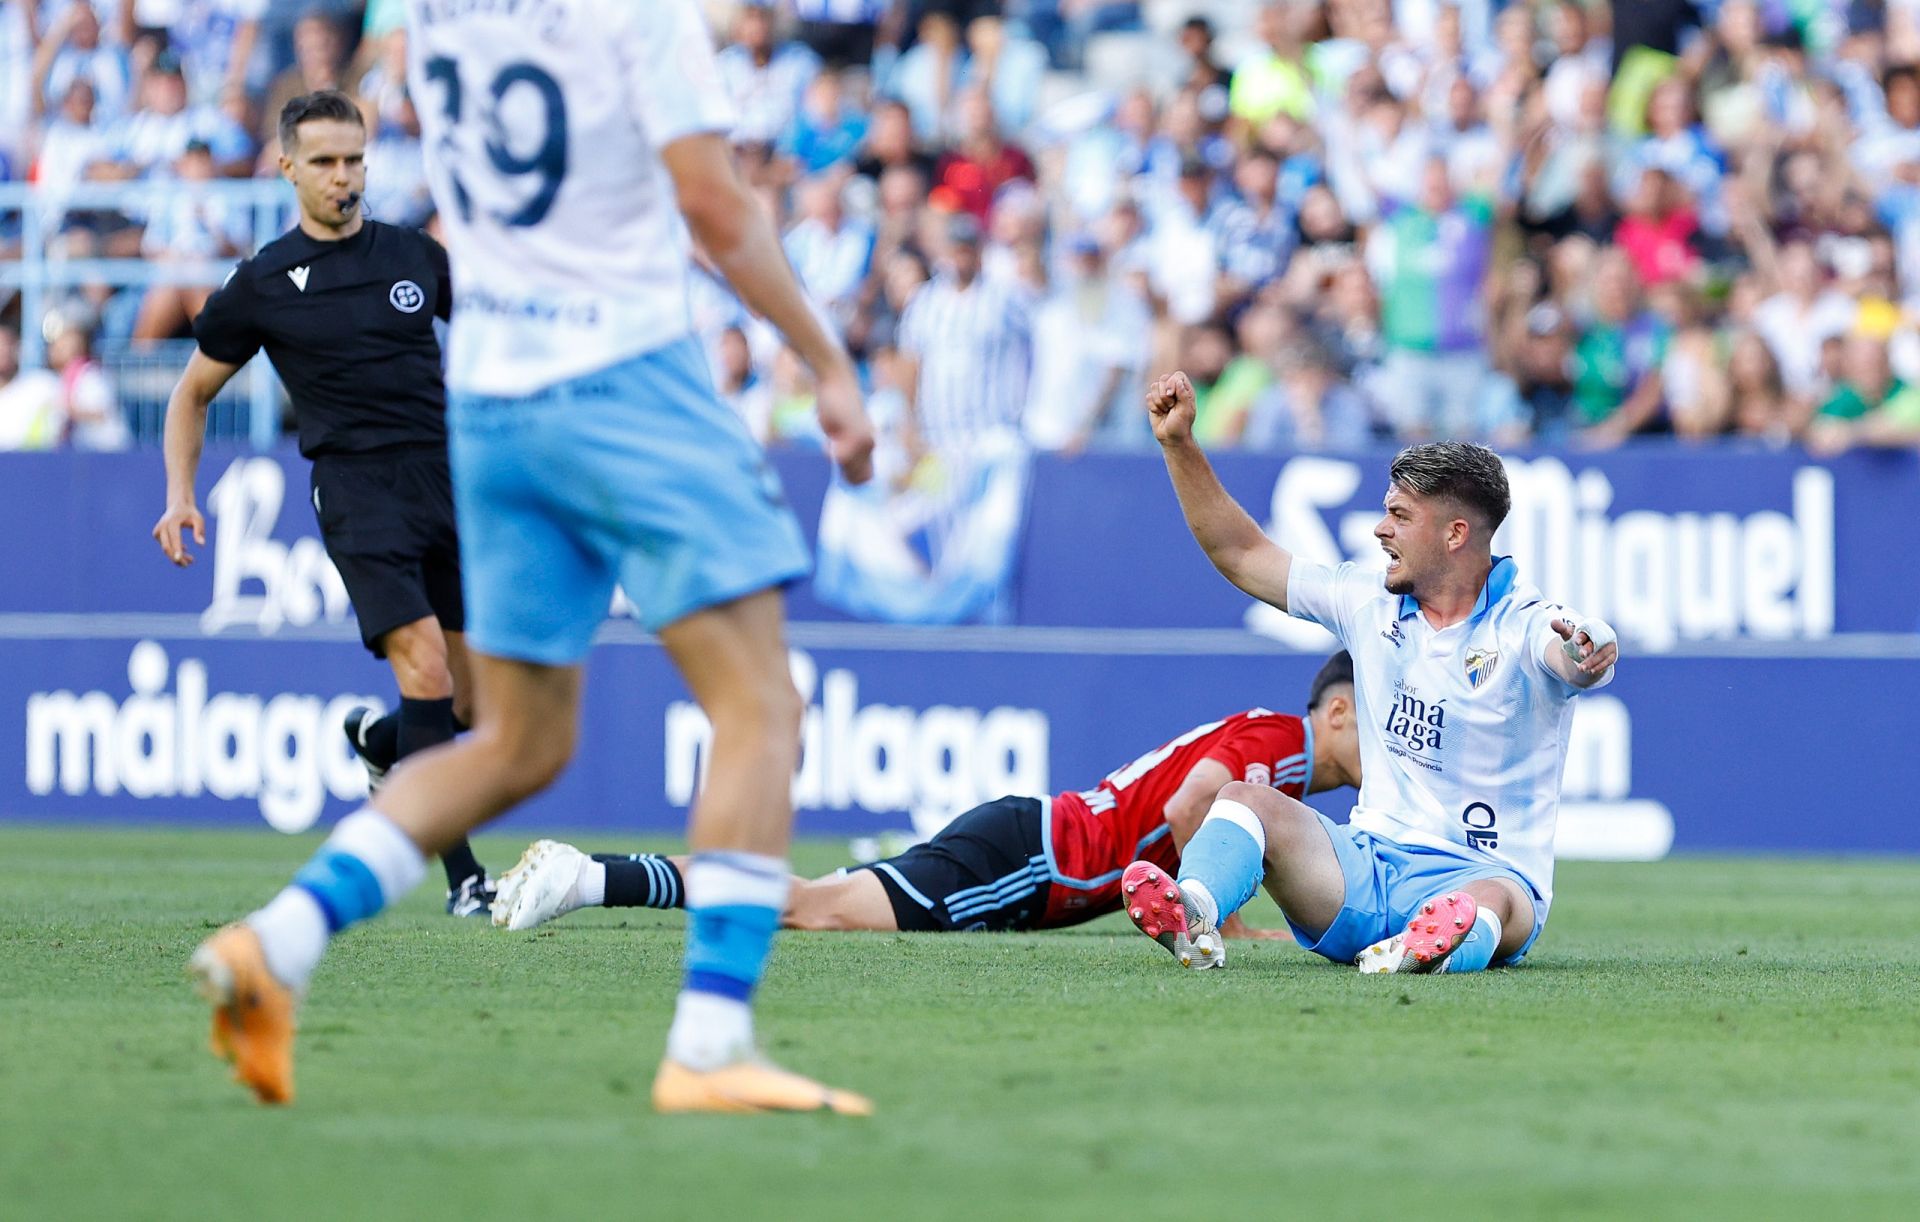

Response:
(814, 430), (1030, 625)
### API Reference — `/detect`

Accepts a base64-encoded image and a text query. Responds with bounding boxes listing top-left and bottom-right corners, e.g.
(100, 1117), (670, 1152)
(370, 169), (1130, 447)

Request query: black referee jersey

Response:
(194, 220), (452, 457)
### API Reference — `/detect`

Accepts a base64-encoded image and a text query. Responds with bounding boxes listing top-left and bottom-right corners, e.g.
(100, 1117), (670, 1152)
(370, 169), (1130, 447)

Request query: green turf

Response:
(2, 824), (1918, 1221)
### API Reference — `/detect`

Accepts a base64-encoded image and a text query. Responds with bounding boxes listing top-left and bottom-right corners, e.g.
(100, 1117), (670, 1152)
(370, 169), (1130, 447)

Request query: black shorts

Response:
(309, 447), (464, 657)
(863, 796), (1053, 932)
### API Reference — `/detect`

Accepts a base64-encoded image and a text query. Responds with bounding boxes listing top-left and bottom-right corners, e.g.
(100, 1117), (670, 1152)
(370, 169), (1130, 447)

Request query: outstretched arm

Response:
(1148, 371), (1293, 609)
(152, 350), (240, 567)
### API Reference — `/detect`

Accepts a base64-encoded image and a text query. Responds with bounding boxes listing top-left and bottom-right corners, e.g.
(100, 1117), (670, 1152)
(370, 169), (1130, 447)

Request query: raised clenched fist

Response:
(1146, 371), (1198, 445)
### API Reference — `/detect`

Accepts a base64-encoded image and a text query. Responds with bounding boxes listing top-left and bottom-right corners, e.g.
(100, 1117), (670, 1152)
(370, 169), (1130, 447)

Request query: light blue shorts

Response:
(1287, 815), (1548, 967)
(447, 337), (810, 664)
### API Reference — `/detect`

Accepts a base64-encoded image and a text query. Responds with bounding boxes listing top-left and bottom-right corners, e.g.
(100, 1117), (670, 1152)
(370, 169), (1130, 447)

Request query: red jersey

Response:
(1042, 710), (1312, 926)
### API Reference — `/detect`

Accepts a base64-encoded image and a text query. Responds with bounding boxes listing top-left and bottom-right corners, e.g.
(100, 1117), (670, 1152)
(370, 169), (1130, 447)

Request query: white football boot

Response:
(1357, 891), (1480, 974)
(490, 839), (591, 931)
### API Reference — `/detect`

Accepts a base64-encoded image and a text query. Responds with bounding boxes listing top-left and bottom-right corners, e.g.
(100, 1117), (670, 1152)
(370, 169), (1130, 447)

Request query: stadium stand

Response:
(5, 0), (1920, 459)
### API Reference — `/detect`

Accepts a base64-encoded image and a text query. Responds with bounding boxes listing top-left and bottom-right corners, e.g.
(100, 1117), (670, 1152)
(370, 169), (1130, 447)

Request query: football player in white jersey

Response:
(188, 0), (877, 1114)
(1120, 371), (1618, 975)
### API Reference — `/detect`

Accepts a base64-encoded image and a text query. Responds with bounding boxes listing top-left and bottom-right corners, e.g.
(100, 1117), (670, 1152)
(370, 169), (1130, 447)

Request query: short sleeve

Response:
(423, 233), (454, 320)
(615, 0), (739, 149)
(1285, 558), (1377, 644)
(192, 266), (263, 366)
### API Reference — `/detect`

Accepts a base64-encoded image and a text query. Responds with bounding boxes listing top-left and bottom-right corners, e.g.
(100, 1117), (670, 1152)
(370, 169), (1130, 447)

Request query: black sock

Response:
(358, 712), (402, 769)
(398, 697), (485, 887)
(593, 854), (684, 909)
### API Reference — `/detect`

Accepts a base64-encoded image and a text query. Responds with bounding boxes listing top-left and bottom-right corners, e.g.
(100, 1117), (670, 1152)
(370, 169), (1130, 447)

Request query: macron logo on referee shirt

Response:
(288, 266), (310, 292)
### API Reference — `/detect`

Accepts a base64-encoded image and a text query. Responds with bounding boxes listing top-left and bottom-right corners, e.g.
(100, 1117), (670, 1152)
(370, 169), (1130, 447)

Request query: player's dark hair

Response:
(279, 89), (363, 152)
(1307, 651), (1354, 711)
(1388, 441), (1512, 535)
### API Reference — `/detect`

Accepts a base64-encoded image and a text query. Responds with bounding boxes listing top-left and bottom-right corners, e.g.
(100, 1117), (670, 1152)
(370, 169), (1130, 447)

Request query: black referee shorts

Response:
(862, 796), (1053, 932)
(309, 447), (464, 657)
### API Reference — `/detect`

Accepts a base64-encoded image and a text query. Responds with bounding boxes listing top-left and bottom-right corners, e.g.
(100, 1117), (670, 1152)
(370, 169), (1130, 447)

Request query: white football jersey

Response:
(1287, 556), (1612, 910)
(404, 0), (736, 395)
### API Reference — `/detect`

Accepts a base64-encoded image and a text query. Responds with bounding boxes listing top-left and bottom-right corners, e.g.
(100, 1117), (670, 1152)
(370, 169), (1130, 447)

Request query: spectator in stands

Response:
(1616, 167), (1702, 287)
(790, 0), (897, 70)
(32, 1), (131, 124)
(1174, 15), (1228, 96)
(1191, 303), (1288, 448)
(1243, 337), (1375, 452)
(1808, 330), (1920, 452)
(932, 84), (1034, 220)
(1659, 308), (1735, 442)
(355, 25), (410, 129)
(897, 212), (1034, 455)
(1505, 301), (1580, 442)
(0, 327), (65, 450)
(1541, 1), (1608, 130)
(1023, 233), (1151, 454)
(1818, 332), (1900, 424)
(1371, 157), (1495, 439)
(1231, 1), (1318, 126)
(131, 138), (248, 343)
(855, 244), (929, 359)
(46, 307), (130, 450)
(1208, 147), (1293, 314)
(1571, 250), (1669, 446)
(1147, 154), (1220, 333)
(362, 92), (432, 228)
(1721, 330), (1801, 444)
(1854, 63), (1920, 195)
(889, 8), (965, 141)
(1753, 241), (1858, 400)
(783, 71), (869, 175)
(784, 174), (875, 332)
(1623, 78), (1726, 235)
(853, 97), (936, 182)
(90, 51), (252, 183)
(716, 0), (820, 147)
(32, 78), (106, 217)
(960, 14), (1046, 136)
(260, 9), (351, 153)
(170, 0), (266, 107)
(713, 325), (767, 439)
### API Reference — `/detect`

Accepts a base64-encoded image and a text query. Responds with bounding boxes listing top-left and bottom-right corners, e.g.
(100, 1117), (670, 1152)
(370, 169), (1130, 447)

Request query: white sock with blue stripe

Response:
(247, 808), (426, 989)
(1175, 799), (1267, 925)
(668, 852), (790, 1071)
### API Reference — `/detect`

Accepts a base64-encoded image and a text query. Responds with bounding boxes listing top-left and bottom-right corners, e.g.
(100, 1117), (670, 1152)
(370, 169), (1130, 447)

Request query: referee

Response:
(152, 90), (492, 916)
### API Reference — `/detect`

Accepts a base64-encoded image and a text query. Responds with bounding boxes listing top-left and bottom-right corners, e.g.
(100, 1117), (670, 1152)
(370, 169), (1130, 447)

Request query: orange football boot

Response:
(189, 924), (298, 1105)
(652, 1058), (873, 1116)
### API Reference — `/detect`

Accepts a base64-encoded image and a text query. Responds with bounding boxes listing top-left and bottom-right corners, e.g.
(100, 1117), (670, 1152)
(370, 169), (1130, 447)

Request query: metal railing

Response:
(0, 180), (297, 449)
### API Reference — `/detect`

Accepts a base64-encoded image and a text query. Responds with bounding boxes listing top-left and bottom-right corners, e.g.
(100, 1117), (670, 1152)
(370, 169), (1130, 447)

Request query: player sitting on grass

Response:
(491, 653), (1361, 935)
(1125, 372), (1619, 974)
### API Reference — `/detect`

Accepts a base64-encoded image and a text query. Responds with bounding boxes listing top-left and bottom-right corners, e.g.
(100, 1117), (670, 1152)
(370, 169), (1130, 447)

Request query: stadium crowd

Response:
(7, 0), (1920, 458)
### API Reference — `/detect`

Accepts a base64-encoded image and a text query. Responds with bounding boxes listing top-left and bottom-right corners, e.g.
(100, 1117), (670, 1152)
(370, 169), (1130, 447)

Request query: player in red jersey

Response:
(488, 653), (1362, 935)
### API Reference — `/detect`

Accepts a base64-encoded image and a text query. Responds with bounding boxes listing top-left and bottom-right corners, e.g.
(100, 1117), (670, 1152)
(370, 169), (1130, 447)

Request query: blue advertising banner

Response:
(4, 627), (1917, 855)
(4, 446), (1916, 854)
(7, 444), (1918, 645)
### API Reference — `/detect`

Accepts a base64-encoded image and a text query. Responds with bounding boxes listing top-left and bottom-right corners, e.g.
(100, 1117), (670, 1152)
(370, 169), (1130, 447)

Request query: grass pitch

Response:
(2, 824), (1918, 1221)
